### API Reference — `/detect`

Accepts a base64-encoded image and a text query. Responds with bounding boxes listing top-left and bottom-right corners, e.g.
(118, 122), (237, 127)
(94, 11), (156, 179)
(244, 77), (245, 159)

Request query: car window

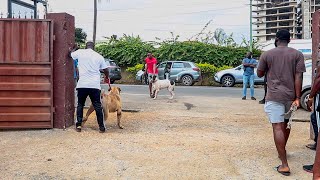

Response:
(109, 61), (117, 66)
(305, 63), (312, 68)
(104, 61), (111, 66)
(158, 63), (166, 68)
(172, 62), (184, 68)
(183, 62), (191, 68)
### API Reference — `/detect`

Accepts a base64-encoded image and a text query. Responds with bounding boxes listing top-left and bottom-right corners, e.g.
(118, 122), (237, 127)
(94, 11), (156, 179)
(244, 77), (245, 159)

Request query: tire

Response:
(181, 75), (193, 86)
(300, 89), (311, 111)
(110, 80), (115, 84)
(221, 75), (235, 87)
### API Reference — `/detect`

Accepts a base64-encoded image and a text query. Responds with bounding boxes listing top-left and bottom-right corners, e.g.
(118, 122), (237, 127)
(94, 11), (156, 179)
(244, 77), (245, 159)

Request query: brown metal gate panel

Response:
(0, 19), (53, 129)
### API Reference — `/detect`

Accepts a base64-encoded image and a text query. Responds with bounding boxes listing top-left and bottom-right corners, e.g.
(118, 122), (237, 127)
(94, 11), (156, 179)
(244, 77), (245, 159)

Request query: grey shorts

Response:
(148, 74), (158, 82)
(264, 101), (293, 123)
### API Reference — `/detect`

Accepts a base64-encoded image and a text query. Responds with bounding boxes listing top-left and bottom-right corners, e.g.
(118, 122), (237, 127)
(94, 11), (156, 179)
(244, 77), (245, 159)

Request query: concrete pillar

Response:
(47, 13), (75, 129)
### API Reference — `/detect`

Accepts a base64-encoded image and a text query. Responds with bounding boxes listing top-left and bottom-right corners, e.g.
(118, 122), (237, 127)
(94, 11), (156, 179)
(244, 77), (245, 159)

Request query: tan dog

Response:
(83, 87), (123, 129)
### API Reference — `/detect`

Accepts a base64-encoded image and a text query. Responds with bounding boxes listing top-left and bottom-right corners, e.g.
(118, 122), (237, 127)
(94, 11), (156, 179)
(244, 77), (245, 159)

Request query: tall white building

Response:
(252, 0), (302, 42)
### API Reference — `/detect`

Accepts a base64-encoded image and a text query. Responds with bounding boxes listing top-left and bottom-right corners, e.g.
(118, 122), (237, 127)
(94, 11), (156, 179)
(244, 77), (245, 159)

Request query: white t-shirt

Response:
(71, 49), (107, 90)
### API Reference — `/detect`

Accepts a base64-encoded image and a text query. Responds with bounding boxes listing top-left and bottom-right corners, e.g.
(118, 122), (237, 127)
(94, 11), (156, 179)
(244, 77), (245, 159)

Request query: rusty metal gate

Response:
(0, 19), (53, 128)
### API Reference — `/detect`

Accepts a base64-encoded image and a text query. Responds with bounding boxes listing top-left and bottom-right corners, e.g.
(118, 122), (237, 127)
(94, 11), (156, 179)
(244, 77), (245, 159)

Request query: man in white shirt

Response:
(70, 42), (109, 133)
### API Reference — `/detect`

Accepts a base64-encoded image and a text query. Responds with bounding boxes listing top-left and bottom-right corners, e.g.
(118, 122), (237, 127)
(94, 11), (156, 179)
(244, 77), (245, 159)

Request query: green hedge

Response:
(96, 37), (262, 67)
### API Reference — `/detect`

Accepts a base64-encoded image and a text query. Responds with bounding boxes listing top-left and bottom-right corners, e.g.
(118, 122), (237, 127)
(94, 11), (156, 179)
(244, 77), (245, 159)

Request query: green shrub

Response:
(96, 36), (262, 67)
(196, 63), (217, 75)
(126, 64), (144, 74)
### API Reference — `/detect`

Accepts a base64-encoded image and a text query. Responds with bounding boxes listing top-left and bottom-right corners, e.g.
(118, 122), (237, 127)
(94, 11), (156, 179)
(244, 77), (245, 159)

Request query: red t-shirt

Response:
(145, 57), (158, 74)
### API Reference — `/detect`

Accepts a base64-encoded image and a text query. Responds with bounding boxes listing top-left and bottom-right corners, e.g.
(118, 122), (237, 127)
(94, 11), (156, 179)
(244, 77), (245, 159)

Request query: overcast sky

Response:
(0, 0), (251, 43)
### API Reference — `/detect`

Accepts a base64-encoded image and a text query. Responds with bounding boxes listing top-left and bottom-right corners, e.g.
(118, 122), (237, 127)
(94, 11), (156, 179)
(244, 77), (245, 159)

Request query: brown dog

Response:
(83, 87), (123, 129)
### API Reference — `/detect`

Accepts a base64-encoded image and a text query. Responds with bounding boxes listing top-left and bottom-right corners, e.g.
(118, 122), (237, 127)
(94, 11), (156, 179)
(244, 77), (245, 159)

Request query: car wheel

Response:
(181, 75), (193, 86)
(300, 89), (311, 111)
(110, 80), (115, 84)
(221, 75), (235, 87)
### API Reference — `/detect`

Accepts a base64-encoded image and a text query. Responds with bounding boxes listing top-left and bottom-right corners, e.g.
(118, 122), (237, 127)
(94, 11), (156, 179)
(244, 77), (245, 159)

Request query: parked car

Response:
(300, 59), (312, 110)
(100, 59), (122, 84)
(214, 62), (265, 87)
(136, 61), (201, 86)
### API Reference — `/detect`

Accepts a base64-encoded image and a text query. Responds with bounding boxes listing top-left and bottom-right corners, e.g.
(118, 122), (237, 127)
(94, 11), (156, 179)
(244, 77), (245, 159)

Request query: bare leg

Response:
(82, 105), (94, 125)
(272, 123), (290, 172)
(284, 121), (291, 146)
(117, 109), (123, 129)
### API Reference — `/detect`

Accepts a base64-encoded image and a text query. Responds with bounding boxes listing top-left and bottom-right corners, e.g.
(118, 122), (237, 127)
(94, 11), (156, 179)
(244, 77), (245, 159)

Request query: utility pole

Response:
(250, 0), (253, 52)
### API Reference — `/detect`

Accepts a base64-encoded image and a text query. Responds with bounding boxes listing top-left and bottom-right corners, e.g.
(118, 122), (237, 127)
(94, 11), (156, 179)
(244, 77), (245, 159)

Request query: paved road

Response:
(101, 84), (265, 99)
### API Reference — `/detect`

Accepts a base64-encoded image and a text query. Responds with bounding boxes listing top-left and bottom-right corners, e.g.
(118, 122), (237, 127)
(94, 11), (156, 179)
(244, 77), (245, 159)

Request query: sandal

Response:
(303, 164), (313, 173)
(274, 165), (290, 176)
(306, 143), (317, 150)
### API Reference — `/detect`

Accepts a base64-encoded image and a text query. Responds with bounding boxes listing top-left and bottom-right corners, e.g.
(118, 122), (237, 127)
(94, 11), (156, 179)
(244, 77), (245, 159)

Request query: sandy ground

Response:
(0, 93), (316, 179)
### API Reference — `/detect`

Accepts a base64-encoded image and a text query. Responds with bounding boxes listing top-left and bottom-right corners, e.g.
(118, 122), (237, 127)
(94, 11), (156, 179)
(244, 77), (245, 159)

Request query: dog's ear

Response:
(117, 87), (121, 93)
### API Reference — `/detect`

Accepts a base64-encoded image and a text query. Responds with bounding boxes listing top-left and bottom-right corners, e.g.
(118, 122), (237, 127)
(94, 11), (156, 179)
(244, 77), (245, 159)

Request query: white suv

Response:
(300, 60), (312, 110)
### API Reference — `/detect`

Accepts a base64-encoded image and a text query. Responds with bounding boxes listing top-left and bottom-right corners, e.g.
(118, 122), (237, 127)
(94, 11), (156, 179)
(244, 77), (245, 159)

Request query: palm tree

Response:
(93, 0), (110, 45)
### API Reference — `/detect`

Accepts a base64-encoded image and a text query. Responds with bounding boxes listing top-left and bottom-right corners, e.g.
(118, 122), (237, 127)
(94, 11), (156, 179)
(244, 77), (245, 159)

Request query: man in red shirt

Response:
(145, 52), (158, 98)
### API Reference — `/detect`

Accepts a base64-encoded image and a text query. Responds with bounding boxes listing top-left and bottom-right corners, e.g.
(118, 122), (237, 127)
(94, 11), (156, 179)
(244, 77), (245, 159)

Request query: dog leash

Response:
(282, 104), (298, 129)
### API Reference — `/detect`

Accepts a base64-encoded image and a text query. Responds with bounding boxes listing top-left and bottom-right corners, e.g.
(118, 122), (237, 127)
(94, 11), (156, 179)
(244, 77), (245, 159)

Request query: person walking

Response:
(70, 42), (110, 133)
(144, 52), (158, 98)
(257, 29), (306, 176)
(303, 60), (320, 175)
(242, 52), (257, 100)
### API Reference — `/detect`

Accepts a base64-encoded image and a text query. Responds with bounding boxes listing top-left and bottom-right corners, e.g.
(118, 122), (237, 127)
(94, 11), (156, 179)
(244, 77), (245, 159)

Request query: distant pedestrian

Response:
(257, 29), (306, 176)
(242, 52), (257, 100)
(144, 52), (158, 98)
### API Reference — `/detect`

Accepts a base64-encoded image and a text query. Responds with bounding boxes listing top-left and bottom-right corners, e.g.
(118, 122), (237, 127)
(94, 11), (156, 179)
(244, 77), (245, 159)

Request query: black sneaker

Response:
(259, 99), (265, 104)
(75, 126), (81, 132)
(251, 97), (256, 100)
(303, 164), (313, 173)
(242, 96), (246, 100)
(99, 128), (106, 133)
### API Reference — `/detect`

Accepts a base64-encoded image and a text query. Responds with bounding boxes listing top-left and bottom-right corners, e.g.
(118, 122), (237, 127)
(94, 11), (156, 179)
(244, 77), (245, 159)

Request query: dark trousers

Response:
(311, 112), (318, 145)
(76, 88), (105, 130)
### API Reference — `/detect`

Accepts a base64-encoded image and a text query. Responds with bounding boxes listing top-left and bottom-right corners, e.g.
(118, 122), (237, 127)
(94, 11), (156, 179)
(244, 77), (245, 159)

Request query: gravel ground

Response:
(0, 93), (316, 179)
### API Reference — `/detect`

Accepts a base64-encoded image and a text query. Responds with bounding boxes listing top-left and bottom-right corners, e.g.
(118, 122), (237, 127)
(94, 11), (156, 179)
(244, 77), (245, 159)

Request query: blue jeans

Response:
(243, 75), (254, 97)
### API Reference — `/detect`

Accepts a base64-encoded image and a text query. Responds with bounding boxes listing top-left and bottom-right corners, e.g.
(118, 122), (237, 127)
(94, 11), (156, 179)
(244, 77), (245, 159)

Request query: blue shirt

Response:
(242, 58), (257, 76)
(74, 59), (78, 79)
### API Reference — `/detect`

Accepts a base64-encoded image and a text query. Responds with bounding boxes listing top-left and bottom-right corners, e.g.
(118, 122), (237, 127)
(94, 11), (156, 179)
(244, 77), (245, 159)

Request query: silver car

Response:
(214, 64), (265, 87)
(136, 61), (201, 86)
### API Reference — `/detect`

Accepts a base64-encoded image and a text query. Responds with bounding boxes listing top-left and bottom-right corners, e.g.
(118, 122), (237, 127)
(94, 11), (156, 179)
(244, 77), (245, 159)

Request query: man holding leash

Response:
(70, 42), (111, 133)
(257, 30), (305, 176)
(145, 52), (158, 98)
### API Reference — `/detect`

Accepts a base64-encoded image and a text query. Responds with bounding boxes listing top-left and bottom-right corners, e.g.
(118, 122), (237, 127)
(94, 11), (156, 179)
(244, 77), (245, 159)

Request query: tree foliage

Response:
(96, 34), (262, 67)
(75, 28), (87, 45)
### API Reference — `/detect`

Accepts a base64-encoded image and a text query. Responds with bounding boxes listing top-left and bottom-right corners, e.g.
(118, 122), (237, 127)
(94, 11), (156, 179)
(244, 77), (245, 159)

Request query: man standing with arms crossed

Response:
(242, 52), (257, 100)
(257, 30), (305, 176)
(70, 42), (110, 133)
(145, 52), (158, 98)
